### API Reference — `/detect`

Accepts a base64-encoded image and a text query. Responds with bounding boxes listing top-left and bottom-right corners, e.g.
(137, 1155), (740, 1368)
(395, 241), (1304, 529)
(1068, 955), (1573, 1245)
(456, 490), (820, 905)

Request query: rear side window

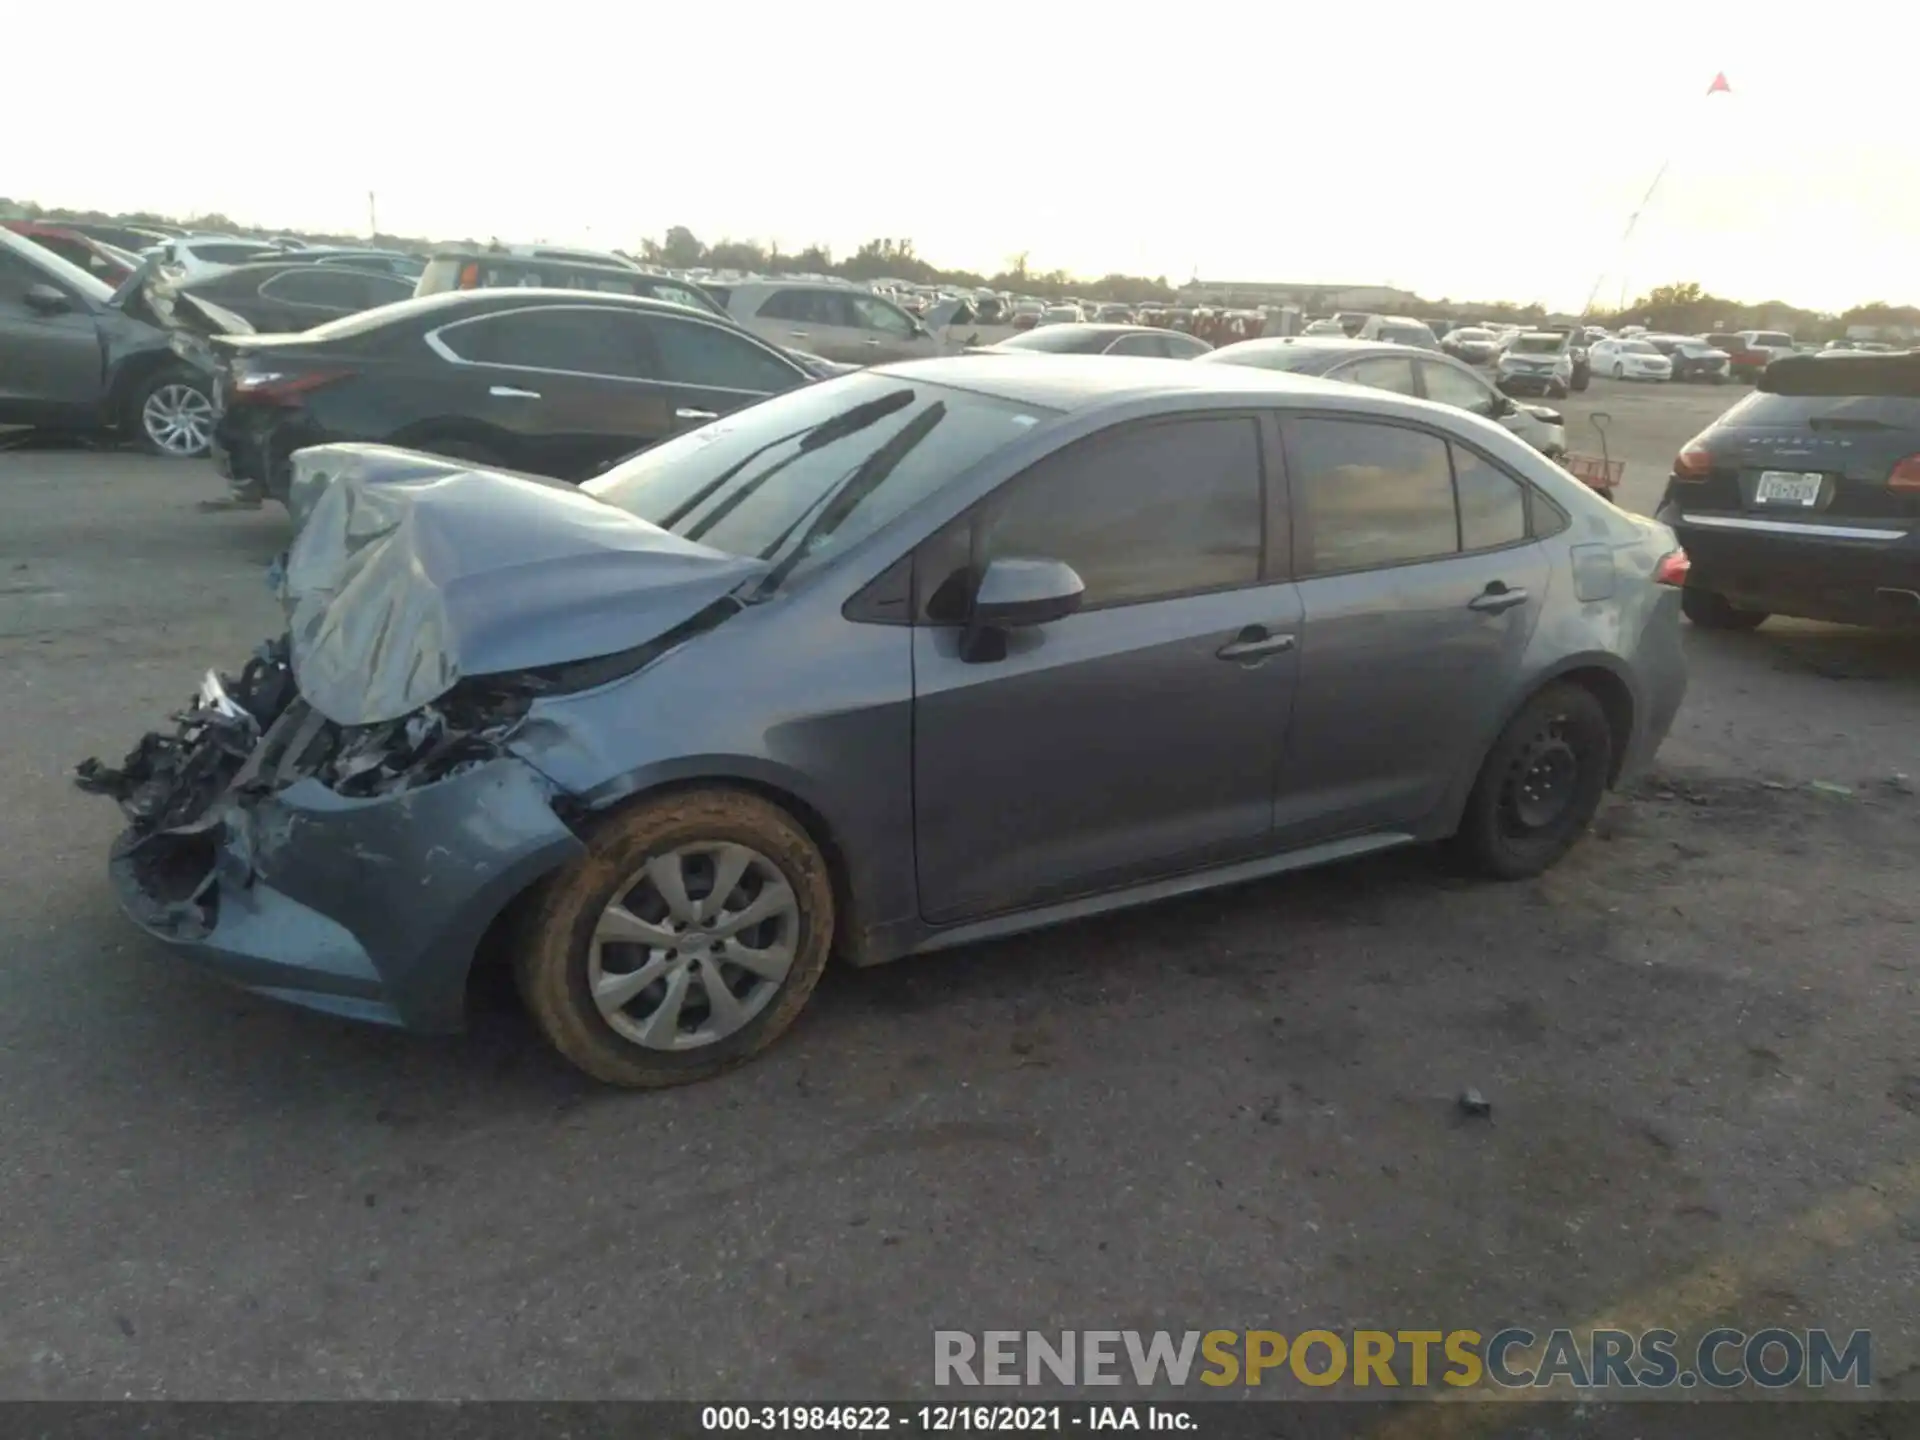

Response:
(1289, 419), (1456, 574)
(260, 268), (406, 308)
(436, 307), (651, 377)
(962, 417), (1264, 611)
(193, 243), (274, 265)
(1286, 419), (1540, 576)
(1103, 332), (1168, 357)
(1161, 332), (1212, 358)
(642, 318), (800, 392)
(758, 288), (847, 324)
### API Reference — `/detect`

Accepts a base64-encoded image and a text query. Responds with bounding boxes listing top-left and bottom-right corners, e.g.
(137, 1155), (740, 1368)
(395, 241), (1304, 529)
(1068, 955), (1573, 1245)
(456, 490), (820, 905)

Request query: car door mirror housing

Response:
(24, 283), (71, 315)
(971, 557), (1086, 629)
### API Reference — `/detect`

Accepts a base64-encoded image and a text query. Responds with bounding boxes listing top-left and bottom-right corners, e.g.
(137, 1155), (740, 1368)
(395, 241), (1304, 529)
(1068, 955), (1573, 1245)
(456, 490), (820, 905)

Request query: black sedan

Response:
(157, 261), (416, 334)
(211, 289), (815, 504)
(969, 323), (1213, 358)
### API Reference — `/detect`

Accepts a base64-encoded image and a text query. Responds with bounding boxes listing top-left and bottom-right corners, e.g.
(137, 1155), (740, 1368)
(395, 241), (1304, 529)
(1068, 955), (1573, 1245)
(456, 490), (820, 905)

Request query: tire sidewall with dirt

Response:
(1454, 682), (1614, 880)
(515, 788), (836, 1088)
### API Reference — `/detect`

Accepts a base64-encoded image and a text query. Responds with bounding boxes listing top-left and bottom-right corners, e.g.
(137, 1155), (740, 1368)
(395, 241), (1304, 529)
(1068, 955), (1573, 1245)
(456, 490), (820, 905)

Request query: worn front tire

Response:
(1452, 682), (1614, 881)
(516, 789), (836, 1088)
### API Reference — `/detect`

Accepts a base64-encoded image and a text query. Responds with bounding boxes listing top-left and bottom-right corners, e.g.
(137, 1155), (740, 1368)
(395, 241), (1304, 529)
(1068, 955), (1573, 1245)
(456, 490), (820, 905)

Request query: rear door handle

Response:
(675, 407), (718, 422)
(1468, 583), (1530, 613)
(488, 385), (541, 399)
(1216, 627), (1297, 661)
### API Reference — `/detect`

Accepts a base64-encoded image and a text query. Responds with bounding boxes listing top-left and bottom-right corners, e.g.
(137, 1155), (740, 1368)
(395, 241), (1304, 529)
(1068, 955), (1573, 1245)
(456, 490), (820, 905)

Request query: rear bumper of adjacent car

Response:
(1658, 492), (1920, 626)
(111, 757), (584, 1033)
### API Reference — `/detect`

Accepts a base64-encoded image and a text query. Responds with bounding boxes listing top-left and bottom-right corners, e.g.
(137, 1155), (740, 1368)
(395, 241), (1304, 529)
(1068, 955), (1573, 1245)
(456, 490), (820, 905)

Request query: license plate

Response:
(1755, 470), (1823, 506)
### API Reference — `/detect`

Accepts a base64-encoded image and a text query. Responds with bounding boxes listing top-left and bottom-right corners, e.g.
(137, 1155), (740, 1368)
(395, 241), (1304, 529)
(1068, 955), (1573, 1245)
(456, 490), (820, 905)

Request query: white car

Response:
(1589, 337), (1674, 381)
(1036, 304), (1084, 326)
(719, 279), (942, 364)
(149, 235), (283, 284)
(1495, 332), (1576, 397)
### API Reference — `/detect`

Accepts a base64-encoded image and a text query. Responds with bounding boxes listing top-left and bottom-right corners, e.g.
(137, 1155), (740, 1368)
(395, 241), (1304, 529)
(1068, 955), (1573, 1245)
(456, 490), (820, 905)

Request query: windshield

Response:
(584, 373), (1056, 593)
(1512, 336), (1563, 355)
(1753, 331), (1793, 347)
(1380, 325), (1431, 345)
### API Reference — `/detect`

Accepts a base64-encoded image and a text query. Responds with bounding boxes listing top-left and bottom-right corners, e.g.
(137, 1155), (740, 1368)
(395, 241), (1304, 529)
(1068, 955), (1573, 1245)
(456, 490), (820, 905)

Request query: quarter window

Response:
(936, 417), (1263, 613)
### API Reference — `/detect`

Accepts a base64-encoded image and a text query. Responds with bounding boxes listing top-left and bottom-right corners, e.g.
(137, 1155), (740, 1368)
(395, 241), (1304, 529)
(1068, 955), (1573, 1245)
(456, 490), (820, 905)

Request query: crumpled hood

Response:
(279, 444), (768, 727)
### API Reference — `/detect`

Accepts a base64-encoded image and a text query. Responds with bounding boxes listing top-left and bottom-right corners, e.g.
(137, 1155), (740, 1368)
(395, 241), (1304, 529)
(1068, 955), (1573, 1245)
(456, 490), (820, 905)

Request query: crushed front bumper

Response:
(109, 758), (582, 1031)
(84, 658), (586, 1033)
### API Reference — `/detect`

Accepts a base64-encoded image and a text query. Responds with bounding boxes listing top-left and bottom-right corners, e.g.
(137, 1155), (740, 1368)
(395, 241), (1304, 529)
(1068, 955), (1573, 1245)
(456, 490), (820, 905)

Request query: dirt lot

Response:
(1, 381), (1916, 1426)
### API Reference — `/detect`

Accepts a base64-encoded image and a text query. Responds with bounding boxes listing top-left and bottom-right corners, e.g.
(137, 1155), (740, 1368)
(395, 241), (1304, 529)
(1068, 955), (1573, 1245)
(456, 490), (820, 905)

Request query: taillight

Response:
(1673, 441), (1714, 480)
(1655, 549), (1691, 587)
(1889, 453), (1920, 492)
(228, 367), (353, 406)
(458, 262), (480, 288)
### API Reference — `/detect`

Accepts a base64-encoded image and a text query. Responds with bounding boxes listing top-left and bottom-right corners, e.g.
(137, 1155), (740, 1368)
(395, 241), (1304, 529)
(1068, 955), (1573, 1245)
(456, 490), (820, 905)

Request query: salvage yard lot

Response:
(2, 378), (1918, 1413)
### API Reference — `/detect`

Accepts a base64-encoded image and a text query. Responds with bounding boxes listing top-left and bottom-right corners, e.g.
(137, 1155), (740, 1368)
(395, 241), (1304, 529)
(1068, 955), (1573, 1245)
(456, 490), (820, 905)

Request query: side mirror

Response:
(972, 557), (1085, 629)
(24, 283), (71, 315)
(1488, 393), (1515, 418)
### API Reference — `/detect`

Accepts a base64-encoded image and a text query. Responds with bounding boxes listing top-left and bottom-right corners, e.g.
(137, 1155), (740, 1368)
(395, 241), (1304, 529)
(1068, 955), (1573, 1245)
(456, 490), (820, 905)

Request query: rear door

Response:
(630, 312), (810, 426)
(425, 304), (679, 477)
(912, 413), (1301, 922)
(1273, 415), (1549, 842)
(0, 247), (102, 421)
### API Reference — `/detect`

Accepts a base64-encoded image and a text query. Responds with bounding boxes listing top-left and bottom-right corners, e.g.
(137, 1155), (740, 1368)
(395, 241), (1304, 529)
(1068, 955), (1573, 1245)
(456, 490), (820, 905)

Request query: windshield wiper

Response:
(658, 389), (916, 535)
(749, 401), (948, 601)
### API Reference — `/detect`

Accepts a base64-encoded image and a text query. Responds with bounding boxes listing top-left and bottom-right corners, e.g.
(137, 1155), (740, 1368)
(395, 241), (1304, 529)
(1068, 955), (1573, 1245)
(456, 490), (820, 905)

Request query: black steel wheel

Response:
(1453, 682), (1614, 880)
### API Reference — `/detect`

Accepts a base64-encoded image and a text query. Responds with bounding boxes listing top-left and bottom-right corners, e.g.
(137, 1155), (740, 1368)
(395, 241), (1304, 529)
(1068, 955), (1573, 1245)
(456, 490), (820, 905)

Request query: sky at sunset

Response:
(13, 0), (1913, 312)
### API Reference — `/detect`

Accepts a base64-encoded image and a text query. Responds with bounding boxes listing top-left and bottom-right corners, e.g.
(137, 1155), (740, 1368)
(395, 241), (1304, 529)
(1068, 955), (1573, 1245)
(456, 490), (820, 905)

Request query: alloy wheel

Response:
(142, 383), (214, 456)
(587, 842), (799, 1051)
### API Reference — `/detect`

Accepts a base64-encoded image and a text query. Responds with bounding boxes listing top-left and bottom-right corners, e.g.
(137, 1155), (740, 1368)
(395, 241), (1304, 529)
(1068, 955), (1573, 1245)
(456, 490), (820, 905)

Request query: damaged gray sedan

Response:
(79, 358), (1688, 1087)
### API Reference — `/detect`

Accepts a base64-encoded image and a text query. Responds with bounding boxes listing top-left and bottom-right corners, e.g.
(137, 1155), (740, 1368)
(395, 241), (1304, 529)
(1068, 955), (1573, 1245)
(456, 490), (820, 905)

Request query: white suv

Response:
(720, 281), (942, 365)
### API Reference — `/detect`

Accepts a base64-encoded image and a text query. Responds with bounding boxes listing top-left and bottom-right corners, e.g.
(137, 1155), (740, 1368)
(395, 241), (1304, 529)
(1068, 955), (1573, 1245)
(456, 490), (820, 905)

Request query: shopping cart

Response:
(1560, 410), (1625, 497)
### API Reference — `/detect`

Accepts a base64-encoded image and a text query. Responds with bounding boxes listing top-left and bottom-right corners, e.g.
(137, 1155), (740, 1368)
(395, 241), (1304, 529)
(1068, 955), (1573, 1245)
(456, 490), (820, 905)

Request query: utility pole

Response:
(368, 190), (378, 238)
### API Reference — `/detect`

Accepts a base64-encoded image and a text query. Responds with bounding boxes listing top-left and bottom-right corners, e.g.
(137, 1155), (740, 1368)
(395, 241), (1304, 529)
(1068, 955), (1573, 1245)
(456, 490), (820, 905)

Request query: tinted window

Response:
(758, 288), (844, 324)
(1161, 332), (1212, 358)
(644, 317), (800, 392)
(974, 417), (1263, 609)
(1289, 418), (1457, 575)
(260, 268), (385, 307)
(1454, 446), (1528, 551)
(438, 306), (651, 376)
(1334, 356), (1419, 395)
(1419, 359), (1496, 415)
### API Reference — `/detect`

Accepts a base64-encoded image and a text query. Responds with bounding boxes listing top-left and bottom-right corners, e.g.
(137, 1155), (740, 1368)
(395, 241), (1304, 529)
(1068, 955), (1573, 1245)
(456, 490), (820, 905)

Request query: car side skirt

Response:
(854, 830), (1418, 967)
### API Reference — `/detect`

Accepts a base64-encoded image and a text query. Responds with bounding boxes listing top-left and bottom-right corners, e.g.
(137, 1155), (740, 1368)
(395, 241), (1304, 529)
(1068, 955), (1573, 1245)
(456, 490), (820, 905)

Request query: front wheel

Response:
(129, 368), (215, 458)
(1681, 586), (1769, 631)
(1452, 682), (1614, 880)
(516, 788), (836, 1087)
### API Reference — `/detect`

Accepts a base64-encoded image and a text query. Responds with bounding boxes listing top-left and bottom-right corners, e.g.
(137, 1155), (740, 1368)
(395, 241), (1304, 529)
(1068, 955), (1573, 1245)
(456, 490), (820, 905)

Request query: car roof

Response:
(1199, 337), (1425, 364)
(866, 352), (1369, 411)
(1003, 323), (1164, 339)
(312, 287), (738, 328)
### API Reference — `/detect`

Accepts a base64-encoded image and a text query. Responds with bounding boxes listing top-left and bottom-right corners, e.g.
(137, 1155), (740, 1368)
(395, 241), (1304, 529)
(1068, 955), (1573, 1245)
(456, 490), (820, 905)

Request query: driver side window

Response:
(850, 295), (914, 337)
(1418, 360), (1498, 416)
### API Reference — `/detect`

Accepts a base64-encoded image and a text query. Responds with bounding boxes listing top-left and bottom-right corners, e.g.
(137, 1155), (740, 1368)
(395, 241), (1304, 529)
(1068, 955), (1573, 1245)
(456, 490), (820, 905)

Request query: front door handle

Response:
(488, 384), (541, 399)
(1216, 626), (1297, 662)
(1468, 582), (1530, 614)
(675, 407), (718, 422)
(788, 330), (811, 340)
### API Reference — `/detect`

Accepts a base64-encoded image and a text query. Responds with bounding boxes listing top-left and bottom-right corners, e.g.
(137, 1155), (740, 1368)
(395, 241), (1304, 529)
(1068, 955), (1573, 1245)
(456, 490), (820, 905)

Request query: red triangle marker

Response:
(1707, 71), (1731, 94)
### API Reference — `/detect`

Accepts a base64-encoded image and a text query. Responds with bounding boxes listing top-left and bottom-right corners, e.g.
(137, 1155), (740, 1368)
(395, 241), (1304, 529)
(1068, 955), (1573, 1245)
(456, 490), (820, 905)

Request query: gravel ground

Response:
(0, 390), (1916, 1423)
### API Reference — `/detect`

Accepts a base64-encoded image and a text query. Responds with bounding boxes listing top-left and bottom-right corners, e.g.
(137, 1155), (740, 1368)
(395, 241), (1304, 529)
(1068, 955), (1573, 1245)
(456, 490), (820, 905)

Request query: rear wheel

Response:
(129, 368), (214, 458)
(516, 789), (836, 1088)
(1681, 586), (1769, 631)
(1453, 683), (1614, 880)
